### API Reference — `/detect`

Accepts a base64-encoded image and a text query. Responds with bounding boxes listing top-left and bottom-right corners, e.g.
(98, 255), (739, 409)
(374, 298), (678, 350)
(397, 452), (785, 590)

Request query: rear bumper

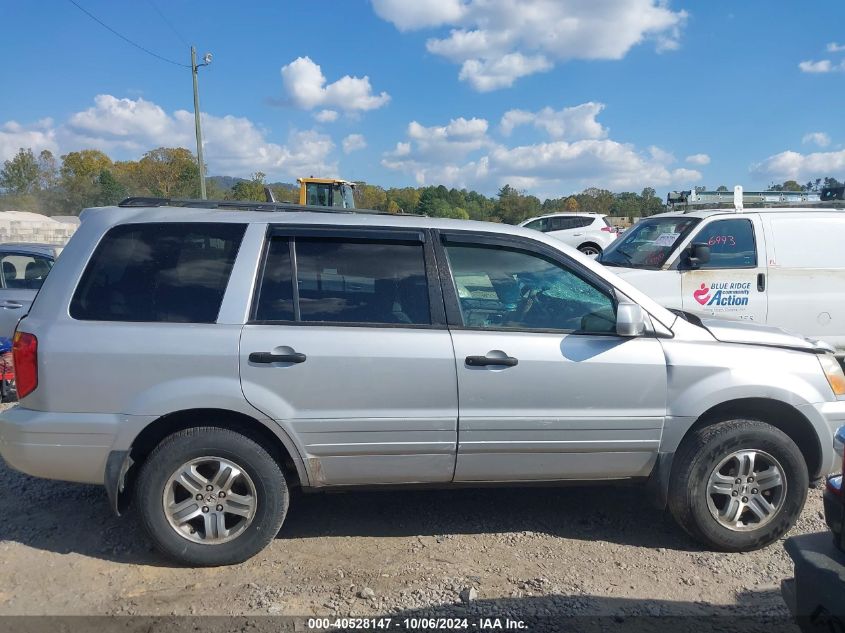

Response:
(0, 406), (152, 485)
(783, 533), (845, 629)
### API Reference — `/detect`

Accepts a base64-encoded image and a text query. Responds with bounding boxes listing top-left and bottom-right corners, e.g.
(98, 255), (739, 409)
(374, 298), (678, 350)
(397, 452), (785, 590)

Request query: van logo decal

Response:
(692, 281), (751, 308)
(693, 283), (711, 305)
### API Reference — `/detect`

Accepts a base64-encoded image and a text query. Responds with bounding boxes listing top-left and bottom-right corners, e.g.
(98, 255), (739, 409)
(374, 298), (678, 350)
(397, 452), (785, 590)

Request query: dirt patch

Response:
(0, 451), (826, 622)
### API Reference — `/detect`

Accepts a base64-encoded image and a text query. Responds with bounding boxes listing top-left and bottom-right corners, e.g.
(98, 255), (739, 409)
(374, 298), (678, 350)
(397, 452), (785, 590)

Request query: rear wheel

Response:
(668, 419), (808, 551)
(578, 243), (602, 256)
(136, 427), (288, 566)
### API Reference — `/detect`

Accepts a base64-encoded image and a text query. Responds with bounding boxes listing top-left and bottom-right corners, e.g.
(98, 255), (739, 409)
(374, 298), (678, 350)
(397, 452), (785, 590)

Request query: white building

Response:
(0, 211), (79, 245)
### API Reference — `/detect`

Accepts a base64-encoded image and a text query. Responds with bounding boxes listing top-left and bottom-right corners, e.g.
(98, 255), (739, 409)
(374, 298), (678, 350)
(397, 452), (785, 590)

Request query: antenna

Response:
(264, 187), (276, 203)
(733, 185), (744, 212)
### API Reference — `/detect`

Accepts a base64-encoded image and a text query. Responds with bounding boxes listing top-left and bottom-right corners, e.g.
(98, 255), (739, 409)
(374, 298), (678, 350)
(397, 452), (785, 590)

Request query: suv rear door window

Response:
(70, 222), (246, 323)
(255, 236), (432, 325)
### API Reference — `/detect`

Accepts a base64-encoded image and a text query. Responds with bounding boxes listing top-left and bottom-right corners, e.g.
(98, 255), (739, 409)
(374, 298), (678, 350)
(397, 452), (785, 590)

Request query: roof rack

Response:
(666, 185), (845, 212)
(117, 197), (421, 216)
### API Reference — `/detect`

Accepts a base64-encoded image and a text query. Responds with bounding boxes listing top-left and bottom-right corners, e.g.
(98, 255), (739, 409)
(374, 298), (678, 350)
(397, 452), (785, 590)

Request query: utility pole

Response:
(191, 46), (212, 199)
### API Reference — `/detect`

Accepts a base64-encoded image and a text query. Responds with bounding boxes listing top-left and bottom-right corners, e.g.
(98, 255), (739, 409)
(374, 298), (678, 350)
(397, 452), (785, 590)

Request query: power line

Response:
(145, 0), (189, 48)
(66, 0), (189, 68)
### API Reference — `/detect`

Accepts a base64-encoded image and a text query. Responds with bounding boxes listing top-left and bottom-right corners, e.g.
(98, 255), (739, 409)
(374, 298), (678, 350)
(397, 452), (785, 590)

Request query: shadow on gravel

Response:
(0, 591), (798, 632)
(279, 484), (698, 551)
(0, 455), (698, 566)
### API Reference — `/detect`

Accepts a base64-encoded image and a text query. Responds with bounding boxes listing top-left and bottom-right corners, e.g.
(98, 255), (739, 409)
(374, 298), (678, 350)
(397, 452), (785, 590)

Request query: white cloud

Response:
(382, 105), (700, 192)
(6, 94), (338, 180)
(488, 140), (699, 190)
(372, 0), (687, 90)
(802, 132), (831, 147)
(342, 134), (367, 154)
(280, 56), (390, 112)
(685, 153), (711, 165)
(0, 119), (58, 162)
(799, 59), (845, 73)
(457, 53), (553, 91)
(500, 103), (607, 139)
(371, 0), (466, 30)
(314, 109), (339, 123)
(398, 117), (493, 164)
(827, 42), (845, 53)
(752, 148), (845, 182)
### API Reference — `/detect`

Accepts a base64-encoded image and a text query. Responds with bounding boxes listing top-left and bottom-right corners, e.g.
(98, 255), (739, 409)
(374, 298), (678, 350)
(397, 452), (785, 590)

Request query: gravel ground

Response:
(0, 440), (827, 628)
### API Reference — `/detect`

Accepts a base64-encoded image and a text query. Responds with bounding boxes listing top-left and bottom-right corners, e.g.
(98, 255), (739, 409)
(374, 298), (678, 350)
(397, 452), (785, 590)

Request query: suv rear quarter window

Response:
(70, 222), (246, 323)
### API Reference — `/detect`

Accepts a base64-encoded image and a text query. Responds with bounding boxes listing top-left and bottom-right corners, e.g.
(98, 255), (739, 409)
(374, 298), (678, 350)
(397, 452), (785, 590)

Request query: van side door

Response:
(679, 215), (768, 322)
(762, 213), (845, 352)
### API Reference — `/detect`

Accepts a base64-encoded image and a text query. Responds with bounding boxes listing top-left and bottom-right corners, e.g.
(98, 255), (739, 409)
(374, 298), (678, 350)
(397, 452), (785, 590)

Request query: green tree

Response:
(93, 169), (128, 206)
(137, 147), (200, 198)
(37, 150), (59, 190)
(716, 185), (728, 192)
(229, 172), (267, 201)
(1, 148), (40, 194)
(353, 183), (388, 210)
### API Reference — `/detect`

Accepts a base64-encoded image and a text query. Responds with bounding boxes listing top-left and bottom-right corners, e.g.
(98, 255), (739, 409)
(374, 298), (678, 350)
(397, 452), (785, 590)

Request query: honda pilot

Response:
(1, 199), (844, 566)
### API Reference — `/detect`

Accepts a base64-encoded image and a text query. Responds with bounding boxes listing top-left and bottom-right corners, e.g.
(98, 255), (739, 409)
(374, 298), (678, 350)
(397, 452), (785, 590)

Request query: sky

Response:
(2, 0), (845, 199)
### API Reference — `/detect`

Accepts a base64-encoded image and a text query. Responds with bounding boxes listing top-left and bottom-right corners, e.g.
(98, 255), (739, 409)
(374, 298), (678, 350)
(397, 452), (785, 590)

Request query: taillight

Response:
(827, 426), (844, 497)
(12, 331), (37, 398)
(601, 226), (616, 233)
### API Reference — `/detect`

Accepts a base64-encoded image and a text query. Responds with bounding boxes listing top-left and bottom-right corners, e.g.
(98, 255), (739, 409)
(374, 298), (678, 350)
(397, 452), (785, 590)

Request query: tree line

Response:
(1, 145), (841, 225)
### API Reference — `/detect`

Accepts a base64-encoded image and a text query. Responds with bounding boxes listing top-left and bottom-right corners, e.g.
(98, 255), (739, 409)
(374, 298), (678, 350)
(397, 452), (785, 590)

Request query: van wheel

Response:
(136, 427), (288, 566)
(668, 419), (808, 551)
(578, 243), (602, 256)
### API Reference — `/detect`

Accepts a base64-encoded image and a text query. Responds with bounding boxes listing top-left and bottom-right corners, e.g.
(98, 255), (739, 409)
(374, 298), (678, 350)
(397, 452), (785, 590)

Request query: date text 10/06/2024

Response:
(307, 617), (528, 630)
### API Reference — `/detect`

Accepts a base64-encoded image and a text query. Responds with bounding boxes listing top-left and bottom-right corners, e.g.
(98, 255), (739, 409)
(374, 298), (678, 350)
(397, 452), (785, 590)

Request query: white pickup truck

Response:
(598, 206), (845, 358)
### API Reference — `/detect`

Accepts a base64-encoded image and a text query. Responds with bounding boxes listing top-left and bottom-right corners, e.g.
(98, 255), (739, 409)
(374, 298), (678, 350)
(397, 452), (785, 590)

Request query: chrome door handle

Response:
(0, 301), (23, 310)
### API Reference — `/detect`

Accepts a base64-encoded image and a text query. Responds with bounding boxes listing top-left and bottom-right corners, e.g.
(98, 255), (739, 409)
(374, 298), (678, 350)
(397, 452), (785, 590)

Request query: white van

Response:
(599, 207), (845, 356)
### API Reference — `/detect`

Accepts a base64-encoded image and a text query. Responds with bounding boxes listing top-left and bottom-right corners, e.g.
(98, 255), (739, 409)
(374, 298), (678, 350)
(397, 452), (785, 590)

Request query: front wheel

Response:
(668, 419), (808, 551)
(136, 427), (289, 566)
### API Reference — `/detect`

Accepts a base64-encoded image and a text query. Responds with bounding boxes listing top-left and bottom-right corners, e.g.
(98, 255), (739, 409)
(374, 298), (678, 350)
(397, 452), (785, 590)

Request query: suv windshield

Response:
(600, 216), (700, 268)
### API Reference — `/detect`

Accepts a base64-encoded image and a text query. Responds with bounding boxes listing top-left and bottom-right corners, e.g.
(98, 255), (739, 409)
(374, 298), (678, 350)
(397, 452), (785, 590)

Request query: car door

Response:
(239, 226), (459, 486)
(436, 231), (667, 482)
(0, 250), (53, 339)
(679, 216), (768, 322)
(546, 216), (580, 247)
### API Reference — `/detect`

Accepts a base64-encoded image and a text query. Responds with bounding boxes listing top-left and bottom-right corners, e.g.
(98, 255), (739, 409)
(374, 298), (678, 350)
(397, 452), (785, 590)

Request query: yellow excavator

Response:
(297, 177), (356, 209)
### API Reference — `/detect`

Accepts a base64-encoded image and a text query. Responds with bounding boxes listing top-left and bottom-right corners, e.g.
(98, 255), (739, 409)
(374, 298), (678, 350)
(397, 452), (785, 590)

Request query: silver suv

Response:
(2, 200), (845, 566)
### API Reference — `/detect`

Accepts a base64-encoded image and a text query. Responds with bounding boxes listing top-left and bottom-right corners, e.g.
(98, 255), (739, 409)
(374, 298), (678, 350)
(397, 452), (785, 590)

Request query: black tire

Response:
(668, 419), (808, 552)
(136, 426), (288, 566)
(578, 243), (602, 256)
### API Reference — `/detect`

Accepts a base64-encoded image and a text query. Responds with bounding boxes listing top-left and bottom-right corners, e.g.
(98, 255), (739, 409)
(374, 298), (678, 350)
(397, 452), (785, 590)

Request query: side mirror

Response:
(686, 242), (711, 269)
(616, 302), (646, 337)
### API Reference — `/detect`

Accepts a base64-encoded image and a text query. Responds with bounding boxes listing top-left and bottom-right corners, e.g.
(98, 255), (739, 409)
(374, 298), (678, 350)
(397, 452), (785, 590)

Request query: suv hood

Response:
(698, 317), (834, 354)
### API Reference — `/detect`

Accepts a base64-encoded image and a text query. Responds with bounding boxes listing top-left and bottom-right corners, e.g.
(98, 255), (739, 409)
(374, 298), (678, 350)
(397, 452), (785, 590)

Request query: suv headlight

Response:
(819, 354), (845, 396)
